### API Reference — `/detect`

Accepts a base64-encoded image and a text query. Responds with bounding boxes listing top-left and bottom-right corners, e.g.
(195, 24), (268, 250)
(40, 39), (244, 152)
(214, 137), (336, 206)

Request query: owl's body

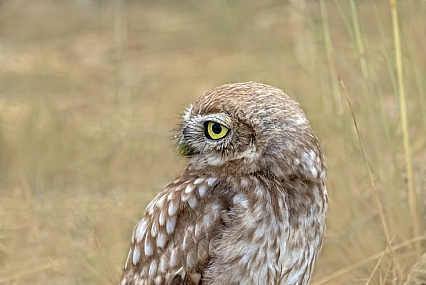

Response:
(119, 82), (327, 285)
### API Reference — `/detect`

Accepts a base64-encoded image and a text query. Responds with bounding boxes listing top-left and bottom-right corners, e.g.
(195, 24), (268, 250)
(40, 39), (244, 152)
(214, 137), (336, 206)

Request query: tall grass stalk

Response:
(320, 0), (342, 114)
(389, 0), (419, 255)
(349, 0), (369, 81)
(311, 234), (426, 285)
(365, 251), (386, 285)
(338, 76), (401, 282)
(0, 259), (59, 283)
(94, 233), (116, 284)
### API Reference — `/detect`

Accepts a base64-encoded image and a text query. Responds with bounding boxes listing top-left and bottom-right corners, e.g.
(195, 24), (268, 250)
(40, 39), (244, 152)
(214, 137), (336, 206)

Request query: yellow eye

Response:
(204, 121), (229, 140)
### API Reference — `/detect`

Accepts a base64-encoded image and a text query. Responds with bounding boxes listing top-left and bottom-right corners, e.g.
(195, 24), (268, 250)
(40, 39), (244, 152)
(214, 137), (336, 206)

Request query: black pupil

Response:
(211, 123), (222, 134)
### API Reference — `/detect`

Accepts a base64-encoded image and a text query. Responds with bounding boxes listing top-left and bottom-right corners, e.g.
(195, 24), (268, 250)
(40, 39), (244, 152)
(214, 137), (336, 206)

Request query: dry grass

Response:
(1, 1), (425, 284)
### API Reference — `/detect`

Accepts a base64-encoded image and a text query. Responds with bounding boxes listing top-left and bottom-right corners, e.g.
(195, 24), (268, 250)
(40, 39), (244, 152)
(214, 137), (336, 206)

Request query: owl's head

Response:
(178, 82), (323, 180)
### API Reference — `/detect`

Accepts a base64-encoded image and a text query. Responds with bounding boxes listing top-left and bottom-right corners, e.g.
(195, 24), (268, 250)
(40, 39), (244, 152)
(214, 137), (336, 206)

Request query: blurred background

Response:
(1, 1), (425, 284)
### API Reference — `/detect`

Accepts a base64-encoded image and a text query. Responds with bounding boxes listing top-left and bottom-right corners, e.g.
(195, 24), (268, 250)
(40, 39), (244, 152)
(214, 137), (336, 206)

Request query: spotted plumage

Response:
(119, 82), (328, 285)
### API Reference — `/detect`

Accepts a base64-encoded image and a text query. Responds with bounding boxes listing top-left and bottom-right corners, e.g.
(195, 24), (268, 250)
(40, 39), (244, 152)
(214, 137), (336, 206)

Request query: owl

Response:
(119, 82), (328, 285)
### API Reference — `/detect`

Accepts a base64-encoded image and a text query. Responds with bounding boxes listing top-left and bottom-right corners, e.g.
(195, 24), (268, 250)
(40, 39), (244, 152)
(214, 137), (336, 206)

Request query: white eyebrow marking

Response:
(183, 105), (193, 121)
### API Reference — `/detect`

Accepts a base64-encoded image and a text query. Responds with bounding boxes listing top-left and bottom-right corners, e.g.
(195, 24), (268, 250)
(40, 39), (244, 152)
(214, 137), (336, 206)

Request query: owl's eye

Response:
(204, 121), (229, 140)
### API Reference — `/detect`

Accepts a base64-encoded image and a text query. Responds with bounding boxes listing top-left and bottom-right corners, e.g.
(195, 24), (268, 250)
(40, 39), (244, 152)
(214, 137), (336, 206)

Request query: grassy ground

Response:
(1, 1), (425, 284)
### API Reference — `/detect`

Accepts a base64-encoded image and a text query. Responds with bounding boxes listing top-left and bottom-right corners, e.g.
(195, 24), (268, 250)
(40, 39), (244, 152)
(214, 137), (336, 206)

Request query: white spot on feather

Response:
(195, 223), (202, 237)
(132, 247), (140, 265)
(159, 211), (166, 226)
(240, 177), (249, 187)
(294, 158), (300, 165)
(193, 178), (204, 185)
(176, 183), (185, 192)
(234, 194), (249, 209)
(170, 248), (178, 268)
(190, 273), (201, 284)
(146, 201), (155, 215)
(151, 222), (158, 237)
(202, 214), (212, 230)
(144, 236), (153, 256)
(181, 192), (191, 202)
(159, 255), (167, 273)
(211, 203), (221, 212)
(239, 253), (250, 265)
(166, 215), (177, 234)
(168, 200), (179, 216)
(294, 116), (307, 126)
(155, 195), (166, 208)
(173, 178), (181, 184)
(185, 183), (196, 194)
(311, 167), (318, 178)
(303, 150), (320, 178)
(135, 219), (147, 243)
(167, 192), (174, 201)
(154, 276), (162, 285)
(198, 184), (207, 197)
(157, 232), (166, 248)
(182, 231), (189, 251)
(254, 185), (263, 197)
(206, 177), (217, 186)
(149, 259), (157, 277)
(188, 195), (198, 209)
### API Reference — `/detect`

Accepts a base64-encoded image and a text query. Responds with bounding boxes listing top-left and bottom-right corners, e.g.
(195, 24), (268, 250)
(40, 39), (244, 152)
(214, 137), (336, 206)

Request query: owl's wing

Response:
(119, 176), (234, 285)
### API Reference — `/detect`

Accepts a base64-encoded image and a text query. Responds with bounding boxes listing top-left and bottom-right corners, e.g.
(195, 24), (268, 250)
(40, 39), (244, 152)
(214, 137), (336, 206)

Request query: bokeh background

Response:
(1, 1), (425, 284)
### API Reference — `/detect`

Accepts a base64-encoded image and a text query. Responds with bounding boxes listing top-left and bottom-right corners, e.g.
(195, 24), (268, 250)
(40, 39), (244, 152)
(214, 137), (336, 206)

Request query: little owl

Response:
(119, 82), (328, 285)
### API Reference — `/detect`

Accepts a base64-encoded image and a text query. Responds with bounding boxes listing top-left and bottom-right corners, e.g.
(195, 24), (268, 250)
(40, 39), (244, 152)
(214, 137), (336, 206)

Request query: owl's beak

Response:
(177, 135), (195, 157)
